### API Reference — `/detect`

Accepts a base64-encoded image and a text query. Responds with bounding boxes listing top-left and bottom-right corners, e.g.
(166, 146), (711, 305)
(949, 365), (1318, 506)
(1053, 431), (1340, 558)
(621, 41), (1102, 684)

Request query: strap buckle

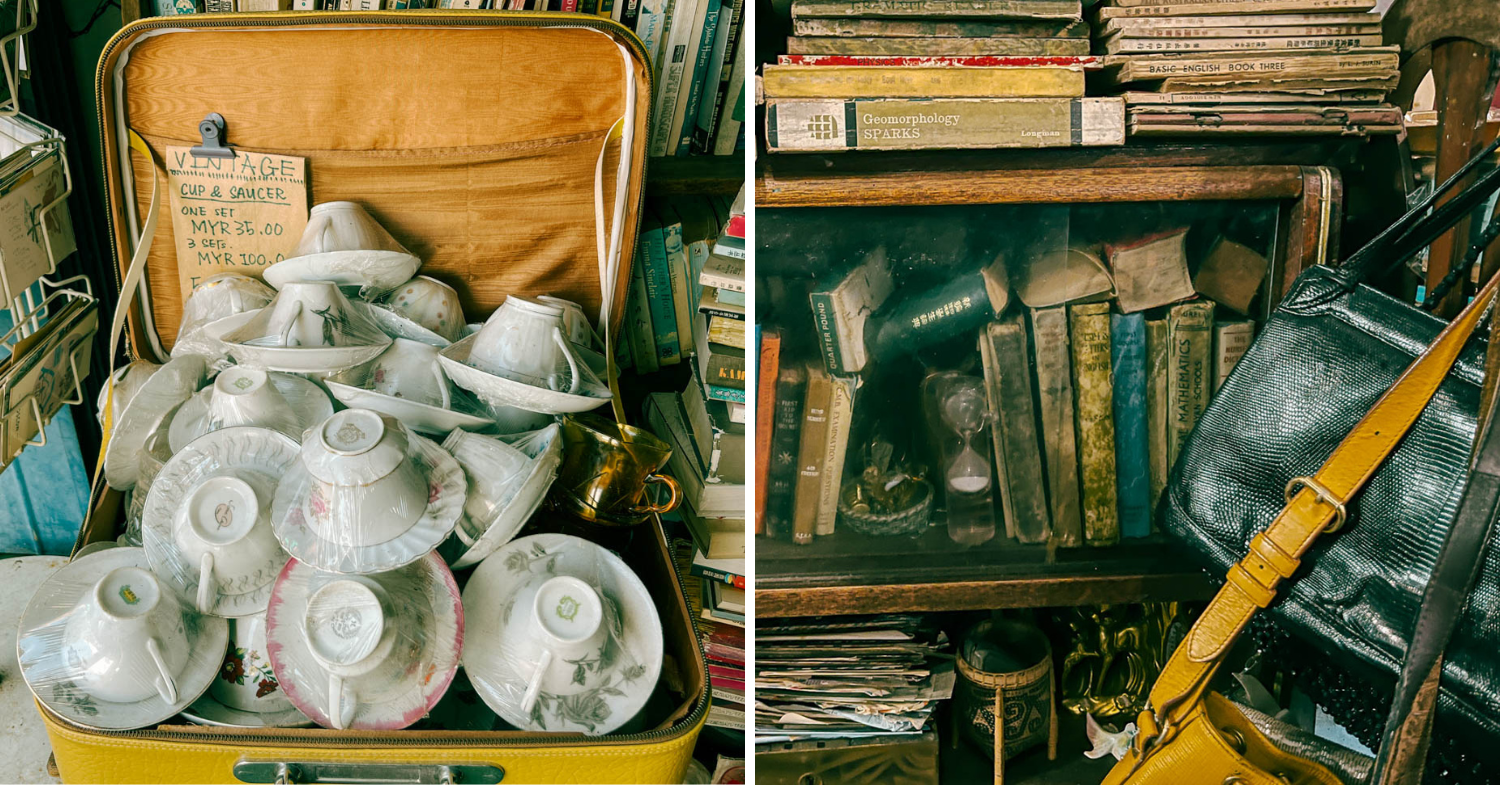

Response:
(1285, 476), (1348, 533)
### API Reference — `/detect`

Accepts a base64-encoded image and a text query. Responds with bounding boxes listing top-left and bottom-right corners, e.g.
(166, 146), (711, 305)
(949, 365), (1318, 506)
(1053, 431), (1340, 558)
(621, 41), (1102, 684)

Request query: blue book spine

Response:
(1111, 312), (1152, 538)
(643, 223), (682, 364)
(676, 0), (723, 155)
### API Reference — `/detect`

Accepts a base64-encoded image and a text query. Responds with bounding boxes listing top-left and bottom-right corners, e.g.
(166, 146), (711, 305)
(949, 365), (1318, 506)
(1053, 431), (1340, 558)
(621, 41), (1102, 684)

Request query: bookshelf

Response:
(755, 156), (1343, 619)
(648, 155), (746, 196)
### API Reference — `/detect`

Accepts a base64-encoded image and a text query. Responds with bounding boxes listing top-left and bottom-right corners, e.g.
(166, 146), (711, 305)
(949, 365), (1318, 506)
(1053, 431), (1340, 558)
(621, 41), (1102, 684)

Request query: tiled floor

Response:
(1, 555), (67, 784)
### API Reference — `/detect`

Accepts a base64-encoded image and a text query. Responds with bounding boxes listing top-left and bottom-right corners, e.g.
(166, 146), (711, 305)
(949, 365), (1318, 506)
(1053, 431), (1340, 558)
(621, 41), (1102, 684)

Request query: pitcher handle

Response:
(147, 638), (178, 704)
(196, 552), (216, 615)
(551, 328), (582, 395)
(521, 649), (553, 715)
(631, 474), (682, 516)
(278, 300), (303, 347)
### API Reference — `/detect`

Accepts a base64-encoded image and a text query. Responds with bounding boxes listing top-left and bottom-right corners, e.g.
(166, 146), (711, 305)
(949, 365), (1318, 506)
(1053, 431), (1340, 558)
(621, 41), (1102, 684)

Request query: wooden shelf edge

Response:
(647, 155), (746, 195)
(755, 570), (1216, 618)
(758, 164), (1306, 208)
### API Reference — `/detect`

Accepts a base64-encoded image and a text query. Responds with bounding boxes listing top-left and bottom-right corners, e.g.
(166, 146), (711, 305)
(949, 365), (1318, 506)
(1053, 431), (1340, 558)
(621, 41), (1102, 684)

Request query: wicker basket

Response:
(837, 479), (933, 537)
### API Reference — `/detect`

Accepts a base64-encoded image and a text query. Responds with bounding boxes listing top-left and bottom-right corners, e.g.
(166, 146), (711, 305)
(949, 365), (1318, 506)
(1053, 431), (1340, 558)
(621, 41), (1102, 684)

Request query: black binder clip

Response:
(190, 112), (235, 159)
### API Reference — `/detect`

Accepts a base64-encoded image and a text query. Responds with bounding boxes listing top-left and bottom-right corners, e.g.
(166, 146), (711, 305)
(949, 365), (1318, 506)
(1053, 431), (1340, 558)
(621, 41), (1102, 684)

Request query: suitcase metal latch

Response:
(233, 760), (504, 784)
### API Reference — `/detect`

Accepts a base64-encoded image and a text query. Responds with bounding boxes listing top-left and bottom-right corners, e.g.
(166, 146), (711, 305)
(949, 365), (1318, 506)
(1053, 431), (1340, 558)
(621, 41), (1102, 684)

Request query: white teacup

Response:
(237, 281), (359, 348)
(293, 201), (411, 258)
(517, 575), (610, 714)
(173, 474), (286, 614)
(385, 277), (464, 343)
(300, 410), (430, 546)
(536, 295), (592, 347)
(212, 613), (294, 713)
(177, 274), (275, 344)
(61, 566), (191, 704)
(443, 430), (530, 527)
(97, 361), (161, 427)
(174, 368), (301, 451)
(469, 296), (585, 394)
(363, 339), (451, 408)
(303, 578), (399, 729)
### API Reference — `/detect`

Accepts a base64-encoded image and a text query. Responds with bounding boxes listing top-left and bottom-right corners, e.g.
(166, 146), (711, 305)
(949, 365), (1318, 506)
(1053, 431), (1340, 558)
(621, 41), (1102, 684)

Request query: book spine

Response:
(779, 53), (1103, 67)
(987, 316), (1051, 544)
(1069, 302), (1119, 547)
(754, 332), (780, 536)
(1030, 306), (1082, 547)
(1103, 12), (1377, 31)
(788, 36), (1091, 56)
(642, 224), (681, 365)
(863, 267), (997, 364)
(620, 0), (642, 27)
(599, 0), (614, 14)
(676, 0), (724, 154)
(760, 65), (1084, 99)
(766, 97), (1124, 152)
(1145, 318), (1169, 524)
(791, 0), (1082, 19)
(1100, 0), (1375, 16)
(701, 302), (746, 321)
(708, 315), (747, 348)
(1167, 301), (1215, 467)
(1105, 24), (1381, 39)
(705, 347), (746, 389)
(651, 0), (698, 156)
(1109, 0), (1371, 7)
(1108, 50), (1398, 83)
(636, 0), (672, 68)
(666, 218), (696, 357)
(696, 0), (743, 152)
(814, 375), (856, 536)
(1104, 34), (1384, 55)
(691, 563), (746, 588)
(808, 292), (846, 375)
(205, 0), (234, 11)
(628, 246), (661, 374)
(706, 384), (748, 403)
(1111, 313), (1151, 539)
(793, 17), (1087, 37)
(713, 49), (746, 155)
(701, 258), (746, 291)
(792, 365), (834, 545)
(765, 366), (806, 541)
(714, 239), (748, 260)
(1214, 319), (1254, 390)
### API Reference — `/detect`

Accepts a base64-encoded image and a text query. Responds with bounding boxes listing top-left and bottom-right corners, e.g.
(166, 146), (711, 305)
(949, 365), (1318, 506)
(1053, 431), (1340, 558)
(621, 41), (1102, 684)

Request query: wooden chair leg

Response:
(1426, 38), (1500, 317)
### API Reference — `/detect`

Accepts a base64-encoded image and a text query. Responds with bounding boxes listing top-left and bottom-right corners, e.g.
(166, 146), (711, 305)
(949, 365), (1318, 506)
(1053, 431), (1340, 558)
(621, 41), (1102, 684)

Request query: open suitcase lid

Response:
(96, 11), (652, 363)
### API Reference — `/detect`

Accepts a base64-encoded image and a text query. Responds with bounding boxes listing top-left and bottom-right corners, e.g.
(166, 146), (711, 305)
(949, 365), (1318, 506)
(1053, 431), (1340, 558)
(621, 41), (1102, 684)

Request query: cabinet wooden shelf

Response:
(647, 154), (745, 195)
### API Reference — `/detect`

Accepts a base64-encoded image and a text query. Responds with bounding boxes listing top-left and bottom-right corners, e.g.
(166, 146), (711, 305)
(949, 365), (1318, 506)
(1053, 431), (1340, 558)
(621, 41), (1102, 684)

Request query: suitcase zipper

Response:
(93, 10), (653, 362)
(79, 14), (704, 750)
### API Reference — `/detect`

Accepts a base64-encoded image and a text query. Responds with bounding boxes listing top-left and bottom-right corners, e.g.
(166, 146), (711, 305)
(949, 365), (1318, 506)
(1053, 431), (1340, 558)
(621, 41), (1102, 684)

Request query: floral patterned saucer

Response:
(103, 354), (209, 490)
(181, 694), (313, 728)
(461, 534), (662, 735)
(16, 547), (229, 731)
(264, 553), (463, 730)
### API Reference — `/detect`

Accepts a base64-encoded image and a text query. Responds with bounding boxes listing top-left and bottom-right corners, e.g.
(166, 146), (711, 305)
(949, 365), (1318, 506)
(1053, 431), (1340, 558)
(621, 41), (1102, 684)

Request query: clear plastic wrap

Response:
(265, 551), (462, 730)
(172, 273), (275, 363)
(96, 359), (160, 430)
(324, 338), (496, 437)
(167, 366), (334, 453)
(262, 202), (421, 298)
(103, 354), (209, 491)
(141, 426), (299, 618)
(379, 276), (465, 344)
(221, 281), (392, 374)
(182, 612), (312, 728)
(438, 424), (564, 569)
(437, 295), (611, 416)
(16, 546), (229, 730)
(124, 413), (178, 547)
(271, 409), (465, 575)
(460, 533), (663, 736)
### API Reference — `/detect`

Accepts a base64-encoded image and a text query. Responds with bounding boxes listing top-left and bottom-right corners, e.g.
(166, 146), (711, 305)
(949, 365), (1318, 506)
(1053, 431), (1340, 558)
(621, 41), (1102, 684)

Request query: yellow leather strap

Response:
(1138, 269), (1500, 756)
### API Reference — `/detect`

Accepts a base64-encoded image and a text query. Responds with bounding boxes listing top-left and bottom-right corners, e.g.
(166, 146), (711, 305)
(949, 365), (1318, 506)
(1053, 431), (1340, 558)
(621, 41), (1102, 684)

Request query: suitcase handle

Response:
(232, 760), (504, 784)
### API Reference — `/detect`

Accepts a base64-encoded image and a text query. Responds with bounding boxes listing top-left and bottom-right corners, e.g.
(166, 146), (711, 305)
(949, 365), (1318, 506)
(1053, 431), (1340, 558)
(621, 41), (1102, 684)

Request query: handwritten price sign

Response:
(164, 146), (309, 302)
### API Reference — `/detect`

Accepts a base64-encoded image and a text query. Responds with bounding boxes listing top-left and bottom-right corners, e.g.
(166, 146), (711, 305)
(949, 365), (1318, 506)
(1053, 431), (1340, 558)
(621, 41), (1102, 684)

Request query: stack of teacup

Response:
(19, 201), (663, 736)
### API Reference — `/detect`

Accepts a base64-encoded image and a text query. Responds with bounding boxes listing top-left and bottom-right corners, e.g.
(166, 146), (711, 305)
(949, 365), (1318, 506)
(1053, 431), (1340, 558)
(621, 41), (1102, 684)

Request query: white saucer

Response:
(461, 534), (662, 735)
(263, 250), (421, 298)
(181, 693), (314, 728)
(370, 304), (453, 348)
(438, 335), (612, 416)
(323, 380), (494, 436)
(265, 553), (463, 730)
(442, 425), (563, 570)
(103, 355), (209, 491)
(17, 547), (230, 731)
(225, 339), (391, 376)
(142, 427), (299, 618)
(270, 431), (466, 575)
(169, 372), (335, 453)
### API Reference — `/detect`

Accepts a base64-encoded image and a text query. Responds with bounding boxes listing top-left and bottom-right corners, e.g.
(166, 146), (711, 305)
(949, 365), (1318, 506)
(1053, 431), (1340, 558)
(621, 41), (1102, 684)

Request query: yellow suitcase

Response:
(43, 10), (708, 784)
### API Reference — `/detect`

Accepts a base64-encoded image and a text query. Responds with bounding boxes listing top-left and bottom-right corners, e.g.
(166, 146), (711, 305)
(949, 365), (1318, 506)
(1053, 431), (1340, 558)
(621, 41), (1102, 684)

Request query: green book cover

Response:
(642, 212), (682, 365)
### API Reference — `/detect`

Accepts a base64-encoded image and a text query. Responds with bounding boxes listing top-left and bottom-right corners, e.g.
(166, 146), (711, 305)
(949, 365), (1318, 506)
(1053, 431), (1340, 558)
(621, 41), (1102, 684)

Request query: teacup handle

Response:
(328, 675), (357, 730)
(630, 474), (683, 516)
(551, 328), (582, 395)
(278, 299), (303, 347)
(147, 638), (178, 704)
(431, 362), (452, 409)
(196, 552), (216, 615)
(520, 649), (553, 715)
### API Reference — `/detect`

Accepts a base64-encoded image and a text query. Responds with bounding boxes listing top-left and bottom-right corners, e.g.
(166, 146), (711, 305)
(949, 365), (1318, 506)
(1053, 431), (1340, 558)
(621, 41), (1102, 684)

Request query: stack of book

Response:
(755, 615), (954, 742)
(623, 195), (734, 375)
(693, 187), (748, 411)
(1093, 0), (1404, 136)
(676, 540), (746, 731)
(763, 0), (1127, 152)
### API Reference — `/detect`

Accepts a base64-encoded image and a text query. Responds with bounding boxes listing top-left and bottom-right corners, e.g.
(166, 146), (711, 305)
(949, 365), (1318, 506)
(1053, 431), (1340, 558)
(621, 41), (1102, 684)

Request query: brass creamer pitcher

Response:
(553, 414), (682, 526)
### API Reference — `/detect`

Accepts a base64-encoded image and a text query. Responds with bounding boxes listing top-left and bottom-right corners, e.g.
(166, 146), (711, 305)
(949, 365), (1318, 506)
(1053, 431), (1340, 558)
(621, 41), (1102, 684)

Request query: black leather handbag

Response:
(1164, 145), (1500, 763)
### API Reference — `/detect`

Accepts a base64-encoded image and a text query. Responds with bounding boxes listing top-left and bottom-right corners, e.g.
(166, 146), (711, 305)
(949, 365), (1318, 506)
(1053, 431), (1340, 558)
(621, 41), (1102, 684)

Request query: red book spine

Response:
(755, 330), (782, 535)
(777, 54), (1103, 69)
(561, 0), (578, 10)
(725, 214), (745, 239)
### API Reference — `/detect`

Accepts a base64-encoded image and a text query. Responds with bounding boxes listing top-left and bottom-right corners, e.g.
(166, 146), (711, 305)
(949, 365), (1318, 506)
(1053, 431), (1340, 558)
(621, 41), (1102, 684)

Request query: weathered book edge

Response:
(1070, 302), (1119, 547)
(791, 364), (835, 545)
(1032, 306), (1083, 547)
